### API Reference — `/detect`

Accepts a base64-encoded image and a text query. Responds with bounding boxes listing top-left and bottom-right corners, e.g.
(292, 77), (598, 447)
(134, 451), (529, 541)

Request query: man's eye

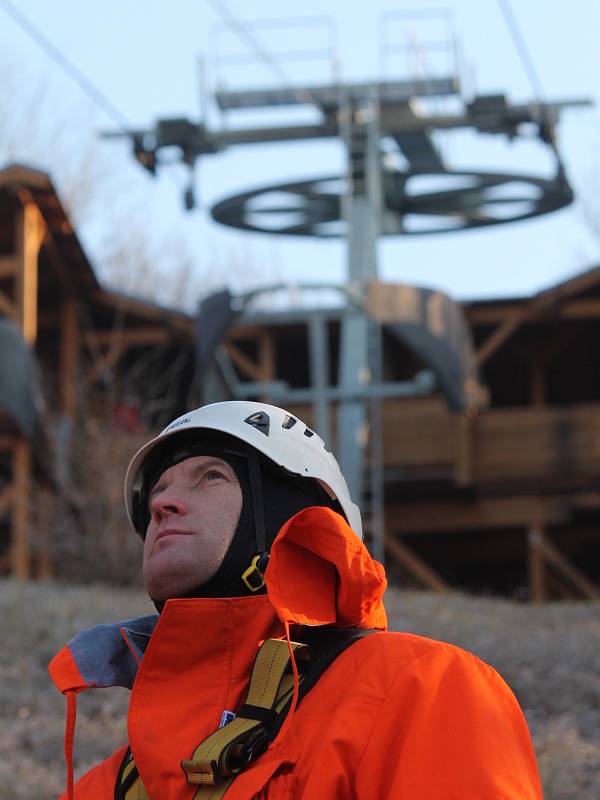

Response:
(205, 470), (225, 481)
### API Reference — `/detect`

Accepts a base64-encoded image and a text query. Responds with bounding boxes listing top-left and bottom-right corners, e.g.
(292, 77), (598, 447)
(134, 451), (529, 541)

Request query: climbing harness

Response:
(181, 637), (307, 798)
(115, 627), (376, 799)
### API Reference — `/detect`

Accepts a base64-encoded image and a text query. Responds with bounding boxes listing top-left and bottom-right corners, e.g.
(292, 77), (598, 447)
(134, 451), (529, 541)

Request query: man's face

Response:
(142, 455), (243, 600)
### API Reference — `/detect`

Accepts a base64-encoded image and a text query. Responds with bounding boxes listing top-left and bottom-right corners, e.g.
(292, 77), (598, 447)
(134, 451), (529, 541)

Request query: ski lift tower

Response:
(105, 10), (591, 559)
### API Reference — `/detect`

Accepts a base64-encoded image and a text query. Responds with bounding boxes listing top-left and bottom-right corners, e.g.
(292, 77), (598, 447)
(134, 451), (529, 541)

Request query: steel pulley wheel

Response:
(210, 168), (573, 237)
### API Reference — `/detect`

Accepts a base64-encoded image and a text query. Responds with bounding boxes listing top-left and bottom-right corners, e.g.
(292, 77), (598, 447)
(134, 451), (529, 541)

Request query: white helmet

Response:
(124, 400), (362, 539)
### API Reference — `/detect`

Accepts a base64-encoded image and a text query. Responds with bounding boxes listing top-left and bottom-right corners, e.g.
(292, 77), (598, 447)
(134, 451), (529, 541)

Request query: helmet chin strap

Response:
(242, 444), (270, 592)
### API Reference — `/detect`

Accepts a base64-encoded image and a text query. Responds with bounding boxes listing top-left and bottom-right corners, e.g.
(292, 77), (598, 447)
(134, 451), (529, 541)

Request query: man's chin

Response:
(143, 563), (214, 602)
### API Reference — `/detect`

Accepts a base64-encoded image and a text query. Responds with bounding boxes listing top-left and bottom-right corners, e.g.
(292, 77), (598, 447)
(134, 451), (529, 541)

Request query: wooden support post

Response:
(531, 529), (600, 600)
(11, 440), (31, 579)
(0, 485), (14, 518)
(258, 331), (275, 403)
(8, 196), (44, 579)
(476, 310), (526, 366)
(0, 289), (17, 319)
(258, 332), (275, 382)
(528, 527), (547, 603)
(60, 298), (80, 418)
(35, 488), (54, 579)
(529, 336), (575, 407)
(83, 341), (125, 388)
(16, 201), (44, 344)
(385, 534), (451, 592)
(0, 255), (18, 278)
(223, 341), (263, 382)
(546, 571), (580, 601)
(57, 298), (81, 485)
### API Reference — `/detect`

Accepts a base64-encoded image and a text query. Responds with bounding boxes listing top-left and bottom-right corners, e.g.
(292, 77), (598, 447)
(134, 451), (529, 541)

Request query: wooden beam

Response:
(35, 488), (53, 579)
(92, 288), (194, 335)
(467, 296), (600, 327)
(0, 164), (52, 189)
(476, 309), (528, 365)
(11, 440), (31, 579)
(84, 341), (125, 387)
(60, 299), (80, 419)
(527, 336), (573, 407)
(0, 288), (17, 319)
(385, 534), (450, 592)
(0, 485), (14, 518)
(546, 570), (581, 601)
(474, 269), (600, 364)
(258, 332), (275, 382)
(386, 495), (568, 534)
(0, 255), (17, 279)
(560, 297), (600, 320)
(464, 301), (525, 326)
(15, 201), (44, 344)
(566, 492), (600, 511)
(544, 265), (600, 303)
(529, 528), (600, 600)
(40, 226), (75, 293)
(223, 342), (263, 382)
(229, 325), (268, 341)
(85, 326), (173, 348)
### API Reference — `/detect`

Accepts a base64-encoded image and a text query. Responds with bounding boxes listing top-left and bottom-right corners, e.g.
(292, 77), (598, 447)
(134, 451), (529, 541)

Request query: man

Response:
(50, 400), (543, 799)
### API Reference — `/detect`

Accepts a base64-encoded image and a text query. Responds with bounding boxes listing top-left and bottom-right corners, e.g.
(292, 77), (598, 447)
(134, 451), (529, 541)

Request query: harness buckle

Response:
(241, 554), (268, 592)
(225, 727), (270, 774)
(180, 758), (219, 786)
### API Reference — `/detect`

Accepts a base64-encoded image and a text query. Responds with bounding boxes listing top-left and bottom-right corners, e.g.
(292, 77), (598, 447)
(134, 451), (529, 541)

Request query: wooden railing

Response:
(384, 398), (600, 489)
(290, 398), (600, 490)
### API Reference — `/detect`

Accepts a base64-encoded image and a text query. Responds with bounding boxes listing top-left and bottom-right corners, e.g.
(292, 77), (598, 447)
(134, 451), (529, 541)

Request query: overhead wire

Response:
(0, 0), (131, 131)
(0, 0), (192, 196)
(497, 0), (544, 102)
(497, 0), (570, 185)
(206, 0), (328, 113)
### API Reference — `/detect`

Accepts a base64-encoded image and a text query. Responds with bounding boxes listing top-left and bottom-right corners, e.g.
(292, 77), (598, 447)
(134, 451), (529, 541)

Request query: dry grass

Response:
(1, 579), (598, 799)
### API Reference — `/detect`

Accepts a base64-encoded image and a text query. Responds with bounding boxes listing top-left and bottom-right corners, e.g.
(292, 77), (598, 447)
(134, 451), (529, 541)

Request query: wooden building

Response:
(218, 277), (600, 602)
(0, 164), (195, 578)
(0, 163), (598, 600)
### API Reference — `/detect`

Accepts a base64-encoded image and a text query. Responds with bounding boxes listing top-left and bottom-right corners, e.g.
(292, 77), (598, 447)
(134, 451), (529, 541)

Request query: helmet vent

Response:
(303, 428), (315, 438)
(282, 415), (297, 430)
(244, 411), (270, 436)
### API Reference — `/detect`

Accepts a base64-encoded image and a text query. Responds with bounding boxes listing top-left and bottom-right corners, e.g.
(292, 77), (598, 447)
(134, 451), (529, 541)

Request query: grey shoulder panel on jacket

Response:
(67, 614), (158, 689)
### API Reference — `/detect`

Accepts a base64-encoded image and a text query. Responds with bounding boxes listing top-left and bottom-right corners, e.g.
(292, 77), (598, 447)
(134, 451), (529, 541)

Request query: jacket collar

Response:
(49, 506), (387, 695)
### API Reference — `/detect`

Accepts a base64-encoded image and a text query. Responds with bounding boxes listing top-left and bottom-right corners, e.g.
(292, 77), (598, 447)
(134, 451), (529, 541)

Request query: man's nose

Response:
(150, 487), (187, 521)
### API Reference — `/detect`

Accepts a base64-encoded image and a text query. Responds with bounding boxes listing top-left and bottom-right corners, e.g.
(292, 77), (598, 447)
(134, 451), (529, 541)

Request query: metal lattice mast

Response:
(336, 85), (385, 555)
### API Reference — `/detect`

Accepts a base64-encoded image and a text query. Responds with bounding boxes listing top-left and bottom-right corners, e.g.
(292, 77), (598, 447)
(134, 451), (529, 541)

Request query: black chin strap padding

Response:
(132, 490), (148, 539)
(246, 445), (267, 556)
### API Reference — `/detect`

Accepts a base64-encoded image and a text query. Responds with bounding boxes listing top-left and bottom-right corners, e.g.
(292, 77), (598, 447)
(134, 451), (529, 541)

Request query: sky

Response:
(1, 0), (600, 304)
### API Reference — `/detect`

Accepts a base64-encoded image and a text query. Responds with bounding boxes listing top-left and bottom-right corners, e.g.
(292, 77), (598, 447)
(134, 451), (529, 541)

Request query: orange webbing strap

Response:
(64, 692), (77, 800)
(181, 638), (308, 799)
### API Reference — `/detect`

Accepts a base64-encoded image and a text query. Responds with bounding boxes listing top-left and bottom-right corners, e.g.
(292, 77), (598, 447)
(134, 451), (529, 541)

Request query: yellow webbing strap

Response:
(121, 758), (150, 800)
(117, 639), (305, 800)
(181, 638), (307, 799)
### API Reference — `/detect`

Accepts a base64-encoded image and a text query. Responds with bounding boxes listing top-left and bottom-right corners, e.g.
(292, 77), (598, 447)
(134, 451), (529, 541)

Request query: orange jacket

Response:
(49, 507), (543, 799)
